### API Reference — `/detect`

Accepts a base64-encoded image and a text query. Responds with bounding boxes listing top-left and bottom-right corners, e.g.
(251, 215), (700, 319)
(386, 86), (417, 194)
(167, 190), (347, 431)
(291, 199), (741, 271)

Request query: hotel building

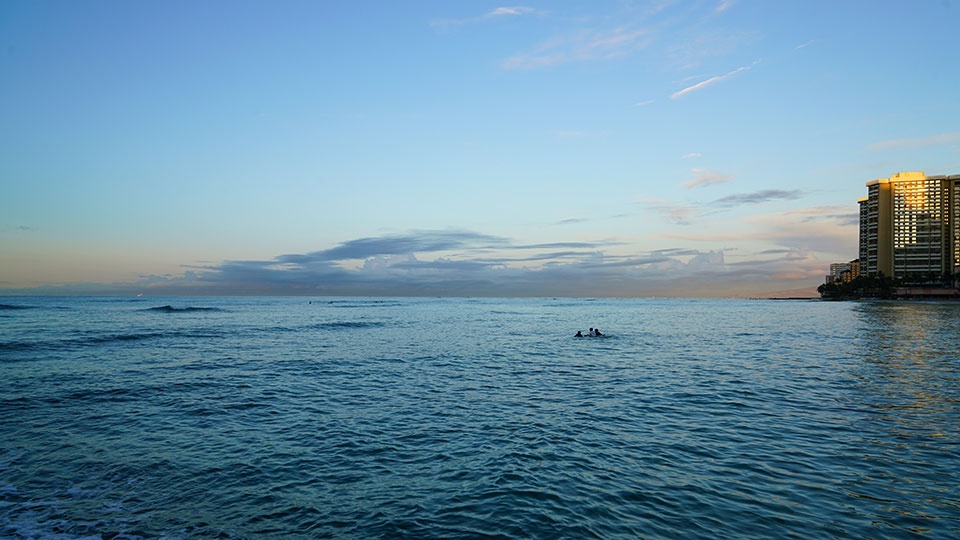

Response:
(858, 171), (960, 278)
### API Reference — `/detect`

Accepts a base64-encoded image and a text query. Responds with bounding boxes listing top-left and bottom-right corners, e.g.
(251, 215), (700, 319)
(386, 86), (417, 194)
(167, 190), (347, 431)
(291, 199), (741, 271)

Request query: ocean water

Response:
(1, 296), (958, 539)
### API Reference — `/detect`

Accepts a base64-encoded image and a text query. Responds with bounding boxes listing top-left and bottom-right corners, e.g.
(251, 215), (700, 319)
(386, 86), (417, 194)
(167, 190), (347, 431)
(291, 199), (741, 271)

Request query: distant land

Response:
(743, 287), (820, 300)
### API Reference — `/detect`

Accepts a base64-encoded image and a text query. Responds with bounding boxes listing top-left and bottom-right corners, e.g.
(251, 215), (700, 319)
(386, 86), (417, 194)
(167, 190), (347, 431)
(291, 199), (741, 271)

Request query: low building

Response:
(825, 259), (860, 285)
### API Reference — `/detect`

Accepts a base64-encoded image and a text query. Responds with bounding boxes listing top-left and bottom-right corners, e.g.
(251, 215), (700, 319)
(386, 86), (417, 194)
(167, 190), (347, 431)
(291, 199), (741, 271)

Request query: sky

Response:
(2, 0), (959, 297)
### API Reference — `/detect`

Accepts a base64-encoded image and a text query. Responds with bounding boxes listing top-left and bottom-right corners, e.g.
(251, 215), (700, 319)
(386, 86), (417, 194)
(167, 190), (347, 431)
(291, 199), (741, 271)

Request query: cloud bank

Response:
(6, 220), (844, 298)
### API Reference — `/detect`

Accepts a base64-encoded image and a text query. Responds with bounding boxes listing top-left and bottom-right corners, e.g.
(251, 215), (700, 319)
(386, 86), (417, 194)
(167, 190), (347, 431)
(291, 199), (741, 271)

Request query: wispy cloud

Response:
(670, 60), (759, 99)
(681, 152), (702, 159)
(682, 168), (732, 189)
(503, 27), (650, 69)
(713, 189), (802, 207)
(868, 131), (960, 151)
(663, 205), (857, 260)
(786, 205), (859, 227)
(516, 241), (613, 250)
(489, 6), (536, 18)
(715, 0), (736, 13)
(639, 197), (698, 226)
(556, 217), (589, 225)
(640, 189), (805, 228)
(432, 6), (537, 28)
(746, 206), (859, 256)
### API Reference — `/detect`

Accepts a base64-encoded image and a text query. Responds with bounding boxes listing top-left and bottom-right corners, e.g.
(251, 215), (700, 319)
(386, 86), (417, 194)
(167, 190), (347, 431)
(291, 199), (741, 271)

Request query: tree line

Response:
(818, 272), (959, 300)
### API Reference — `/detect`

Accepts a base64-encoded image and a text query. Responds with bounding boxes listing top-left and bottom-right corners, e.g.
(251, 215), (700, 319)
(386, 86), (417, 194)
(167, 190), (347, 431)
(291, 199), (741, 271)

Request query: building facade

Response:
(858, 171), (960, 279)
(825, 259), (860, 285)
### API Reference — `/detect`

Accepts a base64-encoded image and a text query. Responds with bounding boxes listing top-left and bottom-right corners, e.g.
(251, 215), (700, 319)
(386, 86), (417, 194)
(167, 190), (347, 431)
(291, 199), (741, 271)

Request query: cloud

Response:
(681, 152), (702, 159)
(309, 230), (509, 261)
(712, 189), (803, 208)
(488, 6), (536, 17)
(868, 132), (960, 151)
(715, 0), (736, 12)
(639, 197), (698, 225)
(640, 189), (805, 227)
(503, 27), (650, 69)
(188, 240), (715, 296)
(5, 222), (840, 298)
(661, 204), (858, 262)
(556, 217), (589, 225)
(791, 205), (858, 227)
(682, 168), (732, 189)
(432, 6), (537, 28)
(752, 205), (857, 242)
(516, 241), (616, 250)
(651, 248), (704, 257)
(670, 60), (759, 99)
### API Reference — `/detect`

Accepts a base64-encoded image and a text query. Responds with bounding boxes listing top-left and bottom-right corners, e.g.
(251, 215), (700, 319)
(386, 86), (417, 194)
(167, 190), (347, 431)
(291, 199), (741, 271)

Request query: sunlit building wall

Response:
(824, 259), (860, 285)
(841, 259), (860, 283)
(858, 172), (960, 279)
(952, 176), (960, 274)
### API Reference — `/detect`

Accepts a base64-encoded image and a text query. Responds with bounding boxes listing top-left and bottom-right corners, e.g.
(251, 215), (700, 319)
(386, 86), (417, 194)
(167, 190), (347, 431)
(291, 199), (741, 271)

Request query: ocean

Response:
(1, 296), (958, 539)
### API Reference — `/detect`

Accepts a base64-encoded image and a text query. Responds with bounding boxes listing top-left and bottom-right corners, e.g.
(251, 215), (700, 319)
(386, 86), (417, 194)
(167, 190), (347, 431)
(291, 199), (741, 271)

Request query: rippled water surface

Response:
(1, 296), (958, 539)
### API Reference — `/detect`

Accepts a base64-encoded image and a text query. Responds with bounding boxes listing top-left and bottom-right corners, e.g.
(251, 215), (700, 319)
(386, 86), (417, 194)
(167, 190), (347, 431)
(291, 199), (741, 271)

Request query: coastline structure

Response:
(858, 171), (960, 278)
(822, 171), (960, 299)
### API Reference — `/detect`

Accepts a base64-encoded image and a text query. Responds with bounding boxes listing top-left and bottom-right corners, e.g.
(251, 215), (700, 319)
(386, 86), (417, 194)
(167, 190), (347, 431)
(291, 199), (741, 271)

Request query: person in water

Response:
(576, 328), (604, 337)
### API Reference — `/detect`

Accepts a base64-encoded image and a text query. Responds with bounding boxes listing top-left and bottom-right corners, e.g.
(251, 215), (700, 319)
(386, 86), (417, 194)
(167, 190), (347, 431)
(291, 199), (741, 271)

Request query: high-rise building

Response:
(858, 171), (960, 278)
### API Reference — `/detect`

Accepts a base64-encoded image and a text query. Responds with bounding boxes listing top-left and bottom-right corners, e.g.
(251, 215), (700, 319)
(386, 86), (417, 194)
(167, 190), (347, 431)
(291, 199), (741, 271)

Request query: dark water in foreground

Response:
(1, 296), (958, 539)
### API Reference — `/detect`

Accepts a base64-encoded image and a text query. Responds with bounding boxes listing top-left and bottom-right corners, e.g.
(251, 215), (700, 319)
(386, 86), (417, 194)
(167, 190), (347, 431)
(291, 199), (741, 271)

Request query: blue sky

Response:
(2, 0), (959, 296)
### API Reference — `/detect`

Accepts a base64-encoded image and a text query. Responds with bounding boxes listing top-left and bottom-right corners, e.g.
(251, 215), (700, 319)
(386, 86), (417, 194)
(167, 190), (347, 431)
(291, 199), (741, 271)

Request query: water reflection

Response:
(853, 301), (960, 418)
(845, 301), (960, 535)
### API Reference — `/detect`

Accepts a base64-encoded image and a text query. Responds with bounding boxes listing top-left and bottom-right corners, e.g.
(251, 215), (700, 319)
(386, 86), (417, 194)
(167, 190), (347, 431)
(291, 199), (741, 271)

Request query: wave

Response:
(144, 305), (225, 313)
(2, 329), (229, 355)
(307, 321), (387, 330)
(0, 304), (32, 310)
(84, 328), (229, 344)
(0, 340), (39, 353)
(84, 331), (171, 344)
(1, 333), (166, 353)
(319, 299), (407, 308)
